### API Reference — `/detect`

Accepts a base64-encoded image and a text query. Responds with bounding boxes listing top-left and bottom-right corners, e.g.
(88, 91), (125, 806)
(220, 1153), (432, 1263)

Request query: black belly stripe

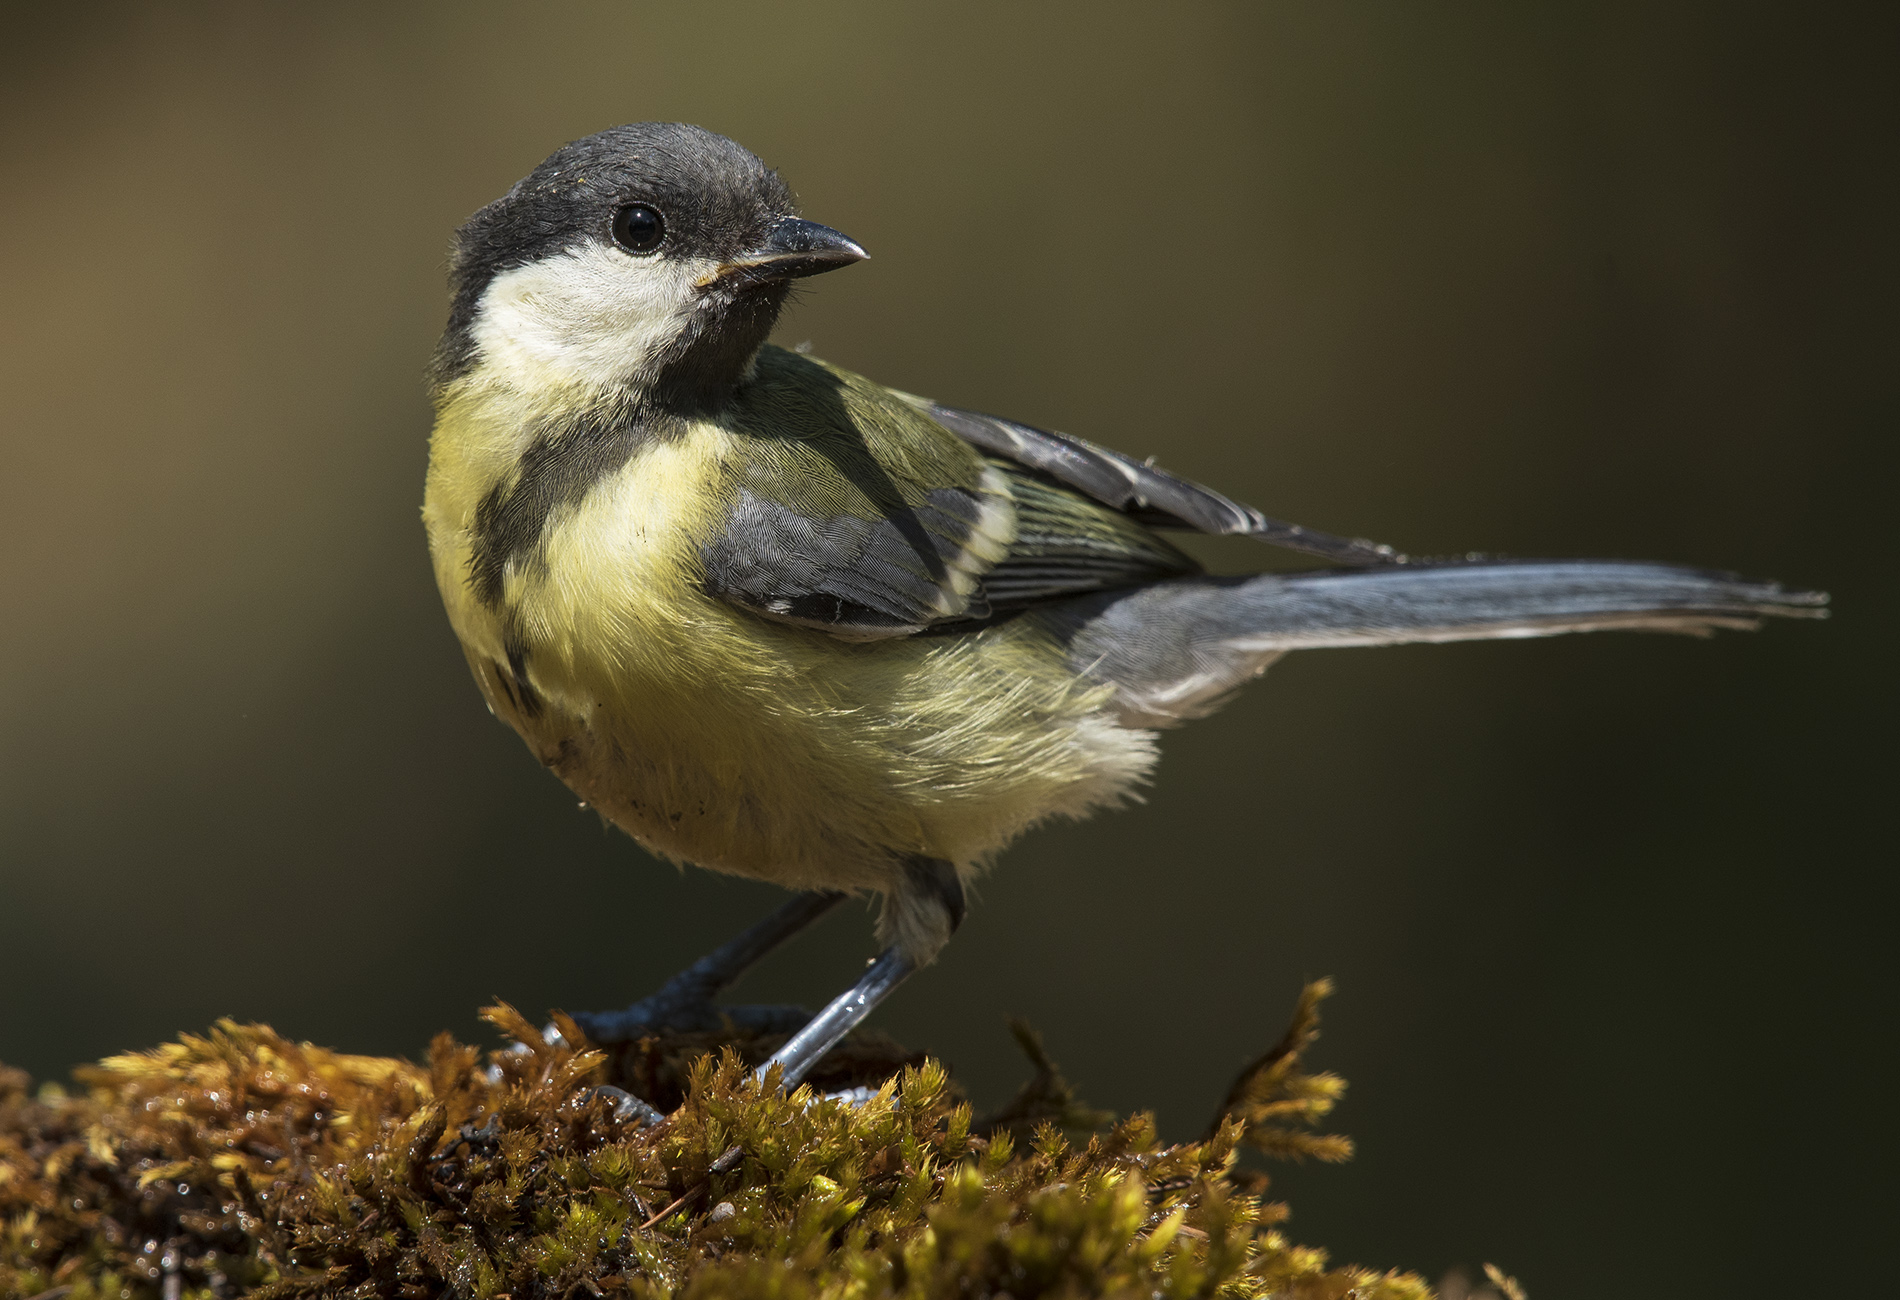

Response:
(505, 644), (543, 717)
(468, 403), (663, 608)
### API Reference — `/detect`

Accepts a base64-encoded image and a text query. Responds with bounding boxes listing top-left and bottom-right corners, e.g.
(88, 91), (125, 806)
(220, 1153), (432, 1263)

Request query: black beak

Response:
(710, 217), (868, 285)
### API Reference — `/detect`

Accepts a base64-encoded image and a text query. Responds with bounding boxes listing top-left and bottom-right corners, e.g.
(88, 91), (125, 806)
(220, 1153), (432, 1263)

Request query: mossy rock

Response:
(0, 983), (1507, 1300)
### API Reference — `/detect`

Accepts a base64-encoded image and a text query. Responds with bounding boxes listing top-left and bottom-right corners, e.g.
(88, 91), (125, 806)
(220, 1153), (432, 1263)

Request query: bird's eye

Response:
(611, 203), (665, 254)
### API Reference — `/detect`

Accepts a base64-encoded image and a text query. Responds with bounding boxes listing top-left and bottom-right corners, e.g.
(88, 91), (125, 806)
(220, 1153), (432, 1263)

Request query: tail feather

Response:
(1046, 560), (1827, 727)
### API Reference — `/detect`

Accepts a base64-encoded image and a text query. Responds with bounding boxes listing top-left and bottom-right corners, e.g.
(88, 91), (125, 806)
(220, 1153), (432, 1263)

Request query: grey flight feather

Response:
(1046, 560), (1828, 728)
(923, 402), (1404, 565)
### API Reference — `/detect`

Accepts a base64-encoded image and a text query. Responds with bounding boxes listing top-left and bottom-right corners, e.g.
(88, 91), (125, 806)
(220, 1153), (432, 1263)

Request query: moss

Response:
(0, 983), (1495, 1300)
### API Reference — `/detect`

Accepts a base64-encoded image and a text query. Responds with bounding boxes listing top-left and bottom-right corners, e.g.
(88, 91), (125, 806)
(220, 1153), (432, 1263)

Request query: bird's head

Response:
(435, 122), (865, 410)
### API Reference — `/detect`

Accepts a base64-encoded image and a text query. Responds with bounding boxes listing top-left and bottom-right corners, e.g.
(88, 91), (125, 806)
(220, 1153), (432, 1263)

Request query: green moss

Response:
(0, 984), (1482, 1299)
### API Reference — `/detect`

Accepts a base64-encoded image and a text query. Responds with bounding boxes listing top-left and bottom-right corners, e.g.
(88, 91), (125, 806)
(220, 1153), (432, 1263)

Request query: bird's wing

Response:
(977, 464), (1199, 613)
(914, 400), (1404, 565)
(697, 348), (1201, 638)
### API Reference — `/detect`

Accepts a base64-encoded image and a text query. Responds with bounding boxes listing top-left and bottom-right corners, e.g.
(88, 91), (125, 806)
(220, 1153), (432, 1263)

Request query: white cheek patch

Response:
(471, 243), (720, 390)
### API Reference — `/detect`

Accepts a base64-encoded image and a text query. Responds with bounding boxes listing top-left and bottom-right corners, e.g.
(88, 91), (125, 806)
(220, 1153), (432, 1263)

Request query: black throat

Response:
(643, 280), (791, 415)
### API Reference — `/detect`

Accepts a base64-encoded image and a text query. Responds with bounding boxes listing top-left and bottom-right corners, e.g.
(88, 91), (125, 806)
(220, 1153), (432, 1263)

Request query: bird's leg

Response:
(569, 890), (847, 1041)
(756, 856), (965, 1089)
(757, 945), (917, 1090)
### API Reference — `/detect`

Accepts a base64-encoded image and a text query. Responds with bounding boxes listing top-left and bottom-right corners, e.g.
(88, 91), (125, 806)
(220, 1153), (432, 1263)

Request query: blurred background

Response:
(2, 3), (1892, 1295)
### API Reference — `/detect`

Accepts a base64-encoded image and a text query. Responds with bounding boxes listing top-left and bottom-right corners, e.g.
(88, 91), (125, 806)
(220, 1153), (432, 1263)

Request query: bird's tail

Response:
(1047, 560), (1827, 728)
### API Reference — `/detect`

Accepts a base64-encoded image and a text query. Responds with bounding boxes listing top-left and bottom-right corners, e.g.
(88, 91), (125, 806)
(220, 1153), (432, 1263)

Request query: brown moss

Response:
(0, 984), (1489, 1300)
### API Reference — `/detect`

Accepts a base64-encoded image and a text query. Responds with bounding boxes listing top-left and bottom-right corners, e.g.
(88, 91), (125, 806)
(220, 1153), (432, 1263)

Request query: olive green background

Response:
(2, 4), (1892, 1295)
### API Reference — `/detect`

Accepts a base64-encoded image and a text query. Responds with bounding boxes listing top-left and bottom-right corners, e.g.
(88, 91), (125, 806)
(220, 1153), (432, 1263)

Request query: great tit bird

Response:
(423, 123), (1824, 1088)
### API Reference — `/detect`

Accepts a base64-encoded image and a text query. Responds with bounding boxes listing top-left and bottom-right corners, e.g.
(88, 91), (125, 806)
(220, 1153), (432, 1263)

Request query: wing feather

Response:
(916, 401), (1404, 565)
